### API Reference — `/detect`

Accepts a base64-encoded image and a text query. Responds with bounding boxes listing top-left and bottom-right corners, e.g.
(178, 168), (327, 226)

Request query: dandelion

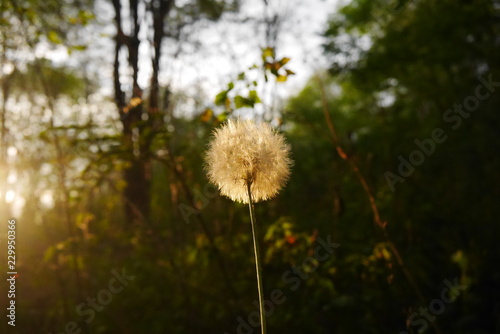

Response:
(205, 119), (292, 334)
(205, 119), (292, 203)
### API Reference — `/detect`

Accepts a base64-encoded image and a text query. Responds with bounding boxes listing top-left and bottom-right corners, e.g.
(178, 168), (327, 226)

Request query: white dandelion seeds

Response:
(205, 118), (292, 334)
(205, 119), (293, 203)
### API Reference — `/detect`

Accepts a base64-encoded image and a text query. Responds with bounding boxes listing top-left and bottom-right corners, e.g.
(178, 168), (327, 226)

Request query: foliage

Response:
(210, 47), (294, 123)
(1, 0), (499, 334)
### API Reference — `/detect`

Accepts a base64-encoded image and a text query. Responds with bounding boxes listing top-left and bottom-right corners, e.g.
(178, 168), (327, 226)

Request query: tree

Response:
(110, 0), (240, 225)
(311, 0), (500, 332)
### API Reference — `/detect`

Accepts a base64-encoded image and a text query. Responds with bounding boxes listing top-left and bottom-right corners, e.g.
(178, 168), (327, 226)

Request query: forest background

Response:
(0, 0), (499, 333)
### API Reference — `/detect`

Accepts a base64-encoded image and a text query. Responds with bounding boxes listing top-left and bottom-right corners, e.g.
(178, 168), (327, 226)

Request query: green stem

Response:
(247, 181), (267, 334)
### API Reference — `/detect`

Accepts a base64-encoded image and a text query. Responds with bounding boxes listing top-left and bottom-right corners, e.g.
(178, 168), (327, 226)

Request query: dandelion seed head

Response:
(205, 119), (293, 203)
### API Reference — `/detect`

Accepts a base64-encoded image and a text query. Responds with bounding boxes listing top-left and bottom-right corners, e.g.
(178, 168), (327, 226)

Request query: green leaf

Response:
(216, 112), (228, 122)
(262, 47), (275, 60)
(72, 45), (87, 51)
(234, 95), (245, 109)
(47, 30), (63, 44)
(215, 91), (228, 106)
(78, 10), (95, 24)
(280, 57), (291, 65)
(276, 75), (287, 82)
(248, 90), (261, 104)
(43, 245), (56, 263)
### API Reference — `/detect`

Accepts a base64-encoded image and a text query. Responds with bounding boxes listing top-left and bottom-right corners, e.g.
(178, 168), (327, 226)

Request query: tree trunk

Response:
(112, 0), (171, 224)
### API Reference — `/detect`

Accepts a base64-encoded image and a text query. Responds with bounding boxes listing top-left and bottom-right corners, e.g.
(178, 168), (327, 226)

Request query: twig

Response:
(315, 75), (442, 334)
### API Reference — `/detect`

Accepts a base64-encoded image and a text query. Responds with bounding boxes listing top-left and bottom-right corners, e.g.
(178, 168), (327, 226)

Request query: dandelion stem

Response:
(246, 180), (267, 334)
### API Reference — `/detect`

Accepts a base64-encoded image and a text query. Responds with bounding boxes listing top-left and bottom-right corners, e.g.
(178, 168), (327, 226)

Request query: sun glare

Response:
(7, 171), (17, 184)
(7, 146), (17, 157)
(40, 190), (54, 208)
(5, 190), (15, 203)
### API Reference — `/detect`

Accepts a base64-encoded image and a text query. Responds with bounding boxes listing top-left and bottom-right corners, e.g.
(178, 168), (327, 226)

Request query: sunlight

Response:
(7, 146), (17, 157)
(5, 190), (15, 203)
(2, 62), (14, 75)
(7, 171), (17, 184)
(1, 0), (497, 332)
(12, 195), (26, 218)
(40, 190), (54, 209)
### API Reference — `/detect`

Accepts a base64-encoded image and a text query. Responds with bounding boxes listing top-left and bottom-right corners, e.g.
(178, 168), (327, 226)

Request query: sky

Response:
(30, 0), (341, 108)
(167, 0), (341, 101)
(2, 0), (342, 217)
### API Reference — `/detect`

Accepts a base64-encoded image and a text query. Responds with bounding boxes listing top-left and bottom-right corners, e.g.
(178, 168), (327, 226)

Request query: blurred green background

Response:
(0, 0), (499, 333)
